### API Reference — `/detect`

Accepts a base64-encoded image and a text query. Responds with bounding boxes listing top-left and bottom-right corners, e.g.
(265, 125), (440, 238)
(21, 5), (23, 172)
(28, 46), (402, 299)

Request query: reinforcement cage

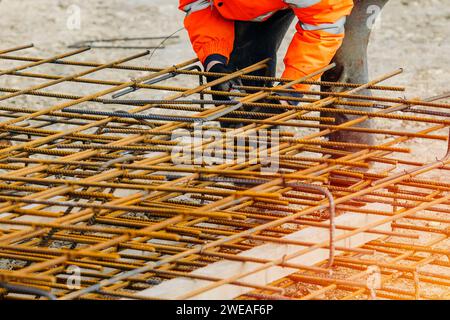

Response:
(0, 44), (449, 300)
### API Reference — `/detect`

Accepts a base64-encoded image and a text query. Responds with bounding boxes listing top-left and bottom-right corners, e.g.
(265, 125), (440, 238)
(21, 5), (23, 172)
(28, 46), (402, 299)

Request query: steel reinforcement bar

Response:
(0, 45), (448, 300)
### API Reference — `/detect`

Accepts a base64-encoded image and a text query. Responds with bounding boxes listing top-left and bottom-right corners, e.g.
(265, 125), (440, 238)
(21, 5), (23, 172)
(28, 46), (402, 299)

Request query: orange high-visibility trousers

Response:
(179, 0), (354, 89)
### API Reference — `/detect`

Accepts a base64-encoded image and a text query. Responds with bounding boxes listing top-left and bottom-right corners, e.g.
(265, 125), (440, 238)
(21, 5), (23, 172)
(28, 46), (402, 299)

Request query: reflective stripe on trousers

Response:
(300, 16), (347, 34)
(182, 0), (211, 15)
(283, 0), (321, 8)
(183, 1), (282, 23)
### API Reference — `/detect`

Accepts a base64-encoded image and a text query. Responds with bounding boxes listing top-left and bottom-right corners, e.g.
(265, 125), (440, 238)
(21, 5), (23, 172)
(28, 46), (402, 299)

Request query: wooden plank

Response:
(138, 204), (392, 299)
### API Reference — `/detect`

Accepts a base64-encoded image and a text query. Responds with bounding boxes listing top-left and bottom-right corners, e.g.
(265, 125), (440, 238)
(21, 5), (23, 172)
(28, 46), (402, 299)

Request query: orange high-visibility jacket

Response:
(179, 0), (354, 89)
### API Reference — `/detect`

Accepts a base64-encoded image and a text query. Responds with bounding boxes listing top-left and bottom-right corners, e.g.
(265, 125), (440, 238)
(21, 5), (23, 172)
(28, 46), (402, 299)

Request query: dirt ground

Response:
(0, 0), (449, 164)
(0, 0), (448, 87)
(0, 0), (449, 298)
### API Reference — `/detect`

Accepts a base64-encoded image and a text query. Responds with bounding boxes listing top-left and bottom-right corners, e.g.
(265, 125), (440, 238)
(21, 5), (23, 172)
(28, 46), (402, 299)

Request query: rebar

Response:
(0, 44), (449, 301)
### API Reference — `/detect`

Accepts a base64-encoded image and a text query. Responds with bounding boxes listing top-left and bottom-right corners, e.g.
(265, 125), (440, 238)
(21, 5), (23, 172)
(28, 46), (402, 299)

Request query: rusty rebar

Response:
(0, 45), (449, 301)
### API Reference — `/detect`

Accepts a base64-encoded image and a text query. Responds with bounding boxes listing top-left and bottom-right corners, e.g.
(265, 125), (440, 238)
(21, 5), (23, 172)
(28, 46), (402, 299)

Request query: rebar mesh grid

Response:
(0, 44), (449, 300)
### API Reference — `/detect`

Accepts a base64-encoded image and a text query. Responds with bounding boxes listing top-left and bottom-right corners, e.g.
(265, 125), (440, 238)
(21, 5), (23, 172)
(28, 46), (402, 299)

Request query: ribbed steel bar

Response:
(61, 68), (420, 300)
(234, 85), (450, 109)
(0, 46), (449, 301)
(0, 44), (34, 55)
(0, 47), (90, 78)
(0, 54), (405, 91)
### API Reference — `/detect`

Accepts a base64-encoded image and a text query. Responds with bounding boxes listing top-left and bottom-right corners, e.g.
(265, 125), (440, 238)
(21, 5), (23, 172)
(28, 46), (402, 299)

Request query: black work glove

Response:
(272, 85), (303, 106)
(249, 85), (304, 115)
(204, 54), (243, 102)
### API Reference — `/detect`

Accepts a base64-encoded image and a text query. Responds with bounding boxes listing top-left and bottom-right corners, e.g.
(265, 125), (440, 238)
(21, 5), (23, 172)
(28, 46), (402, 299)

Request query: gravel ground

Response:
(0, 0), (448, 94)
(0, 0), (449, 298)
(1, 0), (448, 171)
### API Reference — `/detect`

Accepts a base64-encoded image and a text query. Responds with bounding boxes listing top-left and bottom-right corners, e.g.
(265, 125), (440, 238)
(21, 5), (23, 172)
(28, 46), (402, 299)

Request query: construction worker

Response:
(179, 0), (354, 103)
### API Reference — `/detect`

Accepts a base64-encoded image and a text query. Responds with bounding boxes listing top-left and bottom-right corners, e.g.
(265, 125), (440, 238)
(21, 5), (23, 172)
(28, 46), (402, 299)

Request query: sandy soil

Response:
(0, 0), (448, 92)
(0, 0), (448, 151)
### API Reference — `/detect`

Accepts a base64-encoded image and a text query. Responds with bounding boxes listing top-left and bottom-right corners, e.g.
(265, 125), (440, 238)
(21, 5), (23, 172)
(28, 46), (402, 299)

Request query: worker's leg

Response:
(228, 9), (295, 88)
(217, 10), (294, 127)
(321, 0), (389, 149)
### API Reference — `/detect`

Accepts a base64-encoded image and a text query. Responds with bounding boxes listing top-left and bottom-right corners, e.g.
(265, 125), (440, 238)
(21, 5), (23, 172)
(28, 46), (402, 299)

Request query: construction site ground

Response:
(1, 0), (449, 164)
(0, 0), (449, 300)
